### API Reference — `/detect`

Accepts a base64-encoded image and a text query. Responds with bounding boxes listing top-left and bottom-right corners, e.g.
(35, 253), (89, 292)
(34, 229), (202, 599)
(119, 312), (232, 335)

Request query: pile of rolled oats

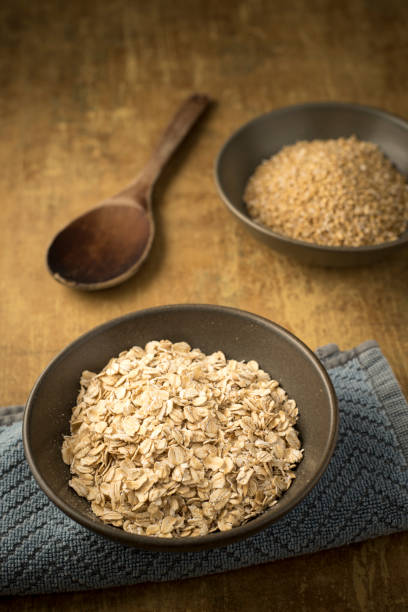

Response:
(62, 340), (303, 538)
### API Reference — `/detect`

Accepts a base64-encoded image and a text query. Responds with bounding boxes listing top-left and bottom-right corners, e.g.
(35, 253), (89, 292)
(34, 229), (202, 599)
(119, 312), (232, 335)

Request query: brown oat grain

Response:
(244, 136), (408, 247)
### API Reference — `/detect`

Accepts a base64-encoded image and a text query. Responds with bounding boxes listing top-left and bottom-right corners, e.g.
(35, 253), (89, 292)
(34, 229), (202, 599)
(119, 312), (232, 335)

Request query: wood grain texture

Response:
(0, 0), (407, 610)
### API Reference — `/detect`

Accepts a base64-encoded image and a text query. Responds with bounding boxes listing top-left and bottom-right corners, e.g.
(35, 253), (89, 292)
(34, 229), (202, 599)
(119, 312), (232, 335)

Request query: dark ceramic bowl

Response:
(24, 304), (338, 552)
(215, 102), (408, 266)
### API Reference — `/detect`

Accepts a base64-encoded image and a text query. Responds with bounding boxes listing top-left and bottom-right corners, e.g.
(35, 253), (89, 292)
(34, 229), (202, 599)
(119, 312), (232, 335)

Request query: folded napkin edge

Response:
(315, 340), (379, 370)
(358, 343), (408, 467)
(316, 340), (408, 466)
(0, 405), (24, 426)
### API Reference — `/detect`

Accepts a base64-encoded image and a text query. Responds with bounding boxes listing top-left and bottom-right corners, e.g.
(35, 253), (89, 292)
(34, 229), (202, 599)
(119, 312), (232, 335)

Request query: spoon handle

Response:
(121, 94), (210, 202)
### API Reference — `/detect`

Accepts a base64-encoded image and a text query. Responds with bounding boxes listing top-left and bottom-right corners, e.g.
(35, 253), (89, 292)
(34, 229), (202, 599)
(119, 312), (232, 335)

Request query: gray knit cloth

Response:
(1, 341), (407, 596)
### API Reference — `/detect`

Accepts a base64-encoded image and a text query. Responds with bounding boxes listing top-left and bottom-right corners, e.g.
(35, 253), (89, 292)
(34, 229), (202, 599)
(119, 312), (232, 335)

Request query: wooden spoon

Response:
(46, 94), (210, 290)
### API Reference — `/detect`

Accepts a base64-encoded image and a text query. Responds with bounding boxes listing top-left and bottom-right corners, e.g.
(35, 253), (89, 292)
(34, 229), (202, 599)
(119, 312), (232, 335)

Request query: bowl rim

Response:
(214, 101), (408, 254)
(23, 303), (339, 551)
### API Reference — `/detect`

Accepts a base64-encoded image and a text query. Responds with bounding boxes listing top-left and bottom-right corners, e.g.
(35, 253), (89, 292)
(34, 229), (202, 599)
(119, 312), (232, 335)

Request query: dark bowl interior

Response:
(215, 102), (408, 266)
(24, 304), (338, 552)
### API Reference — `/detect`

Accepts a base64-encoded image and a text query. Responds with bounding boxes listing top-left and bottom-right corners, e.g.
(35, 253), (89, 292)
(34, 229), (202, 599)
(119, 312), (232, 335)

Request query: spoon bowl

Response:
(47, 200), (153, 288)
(47, 94), (210, 290)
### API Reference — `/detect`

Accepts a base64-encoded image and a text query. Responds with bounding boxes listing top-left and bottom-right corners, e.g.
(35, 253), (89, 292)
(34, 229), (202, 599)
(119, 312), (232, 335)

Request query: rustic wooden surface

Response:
(1, 0), (407, 610)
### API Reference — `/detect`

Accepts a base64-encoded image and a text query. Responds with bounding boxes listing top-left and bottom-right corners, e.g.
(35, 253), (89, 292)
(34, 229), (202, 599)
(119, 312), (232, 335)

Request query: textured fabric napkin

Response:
(1, 340), (407, 596)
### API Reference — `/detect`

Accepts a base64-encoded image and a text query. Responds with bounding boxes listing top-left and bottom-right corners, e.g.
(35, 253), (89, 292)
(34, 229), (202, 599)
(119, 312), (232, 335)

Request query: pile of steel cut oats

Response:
(244, 136), (408, 247)
(62, 340), (303, 538)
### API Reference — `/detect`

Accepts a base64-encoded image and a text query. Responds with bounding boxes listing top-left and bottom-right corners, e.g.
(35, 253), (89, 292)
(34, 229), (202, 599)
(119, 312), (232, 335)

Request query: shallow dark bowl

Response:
(215, 102), (408, 266)
(24, 304), (338, 552)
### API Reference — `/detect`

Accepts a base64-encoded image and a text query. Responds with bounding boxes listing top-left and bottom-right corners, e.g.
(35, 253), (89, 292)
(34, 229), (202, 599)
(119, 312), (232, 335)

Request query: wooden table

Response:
(1, 0), (407, 609)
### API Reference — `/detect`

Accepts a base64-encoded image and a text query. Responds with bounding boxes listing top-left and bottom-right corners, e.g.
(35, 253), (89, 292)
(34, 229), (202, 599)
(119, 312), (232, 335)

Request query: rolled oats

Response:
(62, 340), (303, 538)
